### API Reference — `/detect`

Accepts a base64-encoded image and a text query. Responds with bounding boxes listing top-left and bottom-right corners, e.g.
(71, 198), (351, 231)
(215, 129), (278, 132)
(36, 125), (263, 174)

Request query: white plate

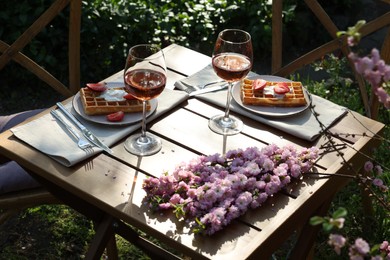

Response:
(231, 75), (311, 118)
(72, 92), (158, 126)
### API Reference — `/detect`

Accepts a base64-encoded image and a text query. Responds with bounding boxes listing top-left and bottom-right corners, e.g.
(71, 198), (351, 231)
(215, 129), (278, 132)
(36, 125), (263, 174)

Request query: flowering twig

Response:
(142, 144), (319, 235)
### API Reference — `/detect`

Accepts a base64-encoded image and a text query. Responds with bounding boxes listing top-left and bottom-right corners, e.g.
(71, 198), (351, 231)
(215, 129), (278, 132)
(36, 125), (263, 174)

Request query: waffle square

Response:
(240, 78), (307, 107)
(80, 87), (150, 115)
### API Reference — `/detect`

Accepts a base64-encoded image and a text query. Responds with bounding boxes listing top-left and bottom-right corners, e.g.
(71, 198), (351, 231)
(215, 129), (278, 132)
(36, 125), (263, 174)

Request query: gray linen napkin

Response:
(11, 89), (188, 167)
(175, 66), (347, 141)
(174, 64), (222, 92)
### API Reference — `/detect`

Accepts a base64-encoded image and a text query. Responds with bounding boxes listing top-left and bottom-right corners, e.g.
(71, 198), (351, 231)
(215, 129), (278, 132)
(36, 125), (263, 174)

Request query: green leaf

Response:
(332, 208), (347, 219)
(309, 216), (324, 226)
(322, 222), (334, 232)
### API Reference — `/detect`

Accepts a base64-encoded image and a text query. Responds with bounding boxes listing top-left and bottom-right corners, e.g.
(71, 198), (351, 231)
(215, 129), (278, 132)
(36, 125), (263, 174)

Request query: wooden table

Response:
(0, 44), (385, 259)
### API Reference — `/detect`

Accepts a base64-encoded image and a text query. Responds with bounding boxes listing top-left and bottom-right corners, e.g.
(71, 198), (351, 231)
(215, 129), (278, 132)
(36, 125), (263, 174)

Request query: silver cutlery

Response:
(50, 110), (93, 152)
(56, 102), (113, 154)
(188, 83), (228, 97)
(182, 80), (224, 94)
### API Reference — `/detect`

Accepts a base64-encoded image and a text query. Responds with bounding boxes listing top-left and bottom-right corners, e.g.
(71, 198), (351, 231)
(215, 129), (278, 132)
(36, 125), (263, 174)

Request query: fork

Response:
(182, 80), (224, 94)
(50, 110), (93, 151)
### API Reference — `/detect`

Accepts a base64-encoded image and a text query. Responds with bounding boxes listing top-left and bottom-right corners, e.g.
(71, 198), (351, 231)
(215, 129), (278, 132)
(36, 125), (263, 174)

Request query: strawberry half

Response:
(86, 82), (107, 92)
(252, 79), (267, 90)
(274, 83), (290, 94)
(107, 111), (124, 122)
(123, 93), (136, 100)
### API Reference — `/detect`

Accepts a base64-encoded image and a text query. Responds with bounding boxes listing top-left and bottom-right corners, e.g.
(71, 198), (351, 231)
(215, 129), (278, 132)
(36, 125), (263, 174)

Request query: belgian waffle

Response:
(80, 87), (150, 115)
(240, 78), (307, 107)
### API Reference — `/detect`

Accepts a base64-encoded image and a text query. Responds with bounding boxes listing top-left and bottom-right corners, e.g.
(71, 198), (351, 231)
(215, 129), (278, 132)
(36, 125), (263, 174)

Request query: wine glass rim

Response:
(128, 44), (163, 60)
(218, 29), (251, 44)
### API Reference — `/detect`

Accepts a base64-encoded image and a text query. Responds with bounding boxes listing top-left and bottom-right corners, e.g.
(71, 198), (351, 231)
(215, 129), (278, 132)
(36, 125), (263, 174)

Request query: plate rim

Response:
(231, 75), (311, 118)
(72, 92), (158, 126)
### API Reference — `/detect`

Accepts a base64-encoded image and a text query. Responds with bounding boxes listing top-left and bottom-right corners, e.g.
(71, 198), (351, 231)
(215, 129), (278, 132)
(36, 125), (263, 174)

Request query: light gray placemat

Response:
(11, 89), (188, 167)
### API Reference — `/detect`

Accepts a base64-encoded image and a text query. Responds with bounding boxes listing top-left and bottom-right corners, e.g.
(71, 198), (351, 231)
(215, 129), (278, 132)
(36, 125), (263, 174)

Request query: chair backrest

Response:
(271, 0), (390, 119)
(0, 0), (81, 97)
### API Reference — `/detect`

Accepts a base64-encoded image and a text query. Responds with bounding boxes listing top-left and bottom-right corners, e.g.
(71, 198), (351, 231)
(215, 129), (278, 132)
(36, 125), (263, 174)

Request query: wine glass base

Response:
(208, 115), (243, 135)
(124, 132), (162, 156)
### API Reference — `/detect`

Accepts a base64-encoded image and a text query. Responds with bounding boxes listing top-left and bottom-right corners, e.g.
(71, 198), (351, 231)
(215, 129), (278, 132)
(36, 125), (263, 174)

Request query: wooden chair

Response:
(271, 0), (390, 119)
(0, 0), (81, 97)
(0, 0), (81, 223)
(0, 2), (119, 258)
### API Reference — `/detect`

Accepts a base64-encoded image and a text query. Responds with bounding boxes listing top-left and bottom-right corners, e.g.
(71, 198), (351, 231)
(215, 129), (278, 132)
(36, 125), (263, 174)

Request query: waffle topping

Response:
(240, 78), (307, 107)
(86, 82), (107, 92)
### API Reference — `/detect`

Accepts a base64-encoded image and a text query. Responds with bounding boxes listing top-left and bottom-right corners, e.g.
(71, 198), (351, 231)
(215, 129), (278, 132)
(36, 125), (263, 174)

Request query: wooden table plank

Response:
(163, 44), (211, 77)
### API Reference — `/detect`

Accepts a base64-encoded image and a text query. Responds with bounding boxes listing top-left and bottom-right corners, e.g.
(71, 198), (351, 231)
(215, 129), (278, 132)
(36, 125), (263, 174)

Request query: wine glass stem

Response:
(139, 100), (148, 142)
(223, 82), (233, 121)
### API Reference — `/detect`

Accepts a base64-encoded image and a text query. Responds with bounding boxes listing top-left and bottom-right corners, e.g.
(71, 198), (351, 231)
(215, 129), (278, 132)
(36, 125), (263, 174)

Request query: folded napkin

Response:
(175, 63), (258, 92)
(11, 89), (188, 167)
(175, 66), (347, 141)
(174, 64), (223, 92)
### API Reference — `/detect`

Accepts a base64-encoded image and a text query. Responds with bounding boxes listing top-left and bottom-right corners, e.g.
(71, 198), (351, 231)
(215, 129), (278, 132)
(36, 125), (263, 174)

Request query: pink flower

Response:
(169, 194), (182, 205)
(159, 203), (171, 210)
(235, 191), (252, 211)
(348, 36), (357, 46)
(379, 241), (390, 257)
(243, 162), (261, 176)
(254, 192), (268, 206)
(226, 205), (240, 222)
(376, 87), (390, 109)
(372, 178), (383, 187)
(355, 56), (374, 74)
(328, 234), (346, 255)
(187, 188), (197, 198)
(265, 180), (279, 195)
(290, 164), (301, 178)
(330, 217), (345, 229)
(255, 180), (266, 190)
(364, 161), (374, 172)
(375, 165), (383, 175)
(349, 238), (370, 259)
(204, 188), (218, 203)
(349, 47), (390, 109)
(273, 165), (287, 176)
(262, 158), (274, 172)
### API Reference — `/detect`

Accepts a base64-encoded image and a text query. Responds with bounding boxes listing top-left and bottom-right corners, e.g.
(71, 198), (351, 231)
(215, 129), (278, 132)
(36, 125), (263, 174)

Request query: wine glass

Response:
(209, 29), (253, 135)
(123, 44), (166, 156)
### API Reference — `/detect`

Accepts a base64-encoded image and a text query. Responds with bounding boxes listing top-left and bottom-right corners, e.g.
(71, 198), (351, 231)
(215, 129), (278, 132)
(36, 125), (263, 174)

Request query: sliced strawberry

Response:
(274, 83), (290, 94)
(123, 93), (136, 100)
(107, 111), (124, 122)
(252, 79), (267, 90)
(86, 82), (107, 92)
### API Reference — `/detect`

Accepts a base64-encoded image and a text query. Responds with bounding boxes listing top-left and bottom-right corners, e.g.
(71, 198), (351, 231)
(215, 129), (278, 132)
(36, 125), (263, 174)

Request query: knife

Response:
(189, 83), (228, 97)
(56, 102), (113, 154)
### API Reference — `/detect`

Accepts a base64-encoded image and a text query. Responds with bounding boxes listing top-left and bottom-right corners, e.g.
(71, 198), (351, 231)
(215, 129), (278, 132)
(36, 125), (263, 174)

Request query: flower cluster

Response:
(142, 144), (319, 235)
(349, 48), (390, 109)
(364, 161), (388, 192)
(339, 20), (390, 109)
(328, 235), (390, 260)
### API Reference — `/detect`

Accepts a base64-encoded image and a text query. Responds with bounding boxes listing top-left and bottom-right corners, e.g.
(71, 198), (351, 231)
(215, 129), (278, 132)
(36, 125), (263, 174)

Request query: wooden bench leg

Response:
(105, 235), (118, 260)
(86, 215), (117, 260)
